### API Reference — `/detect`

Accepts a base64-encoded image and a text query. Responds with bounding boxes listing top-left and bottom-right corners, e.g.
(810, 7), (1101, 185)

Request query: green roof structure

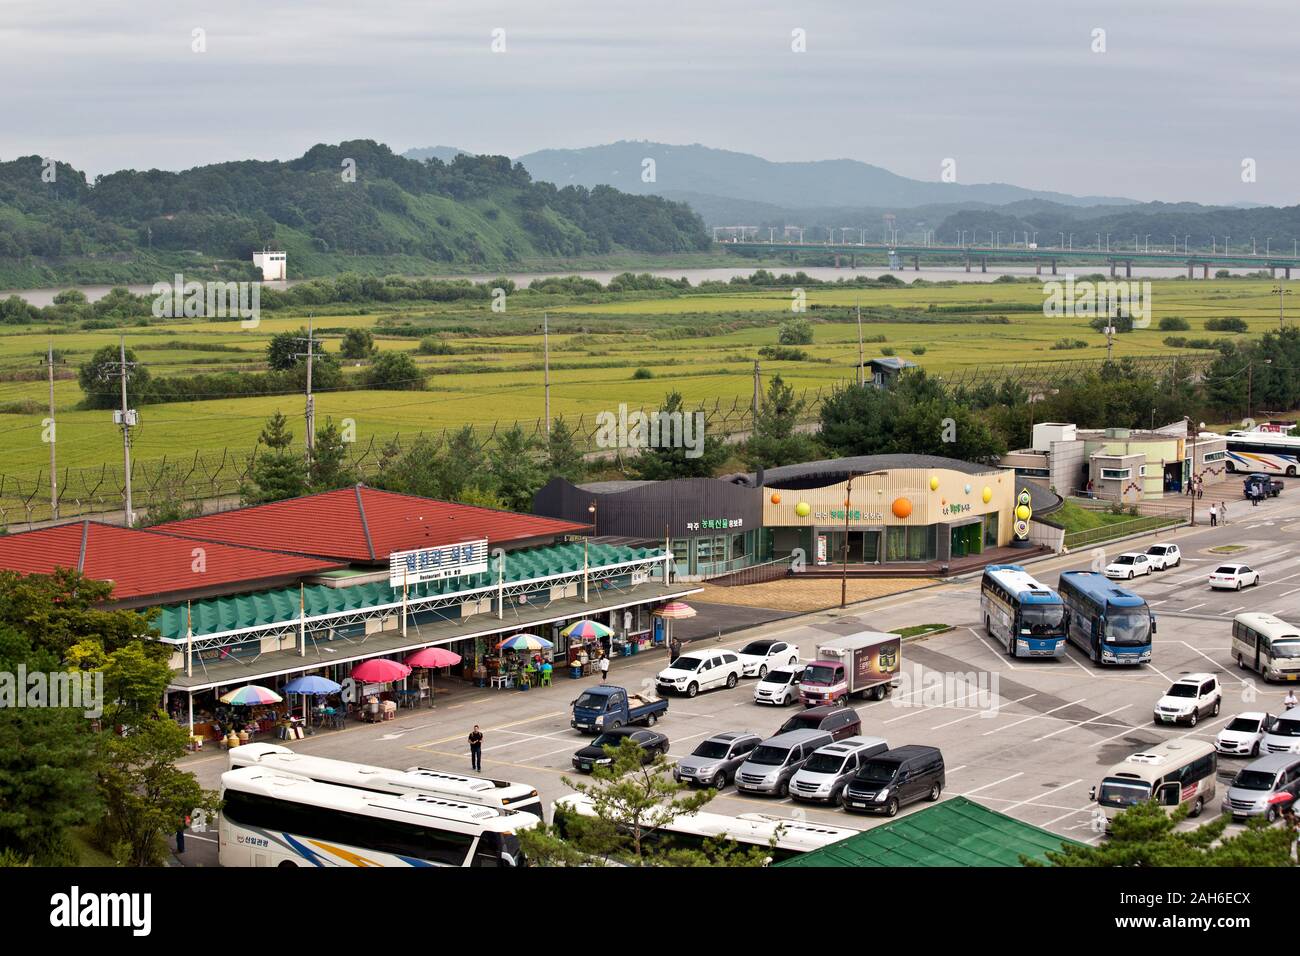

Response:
(154, 541), (663, 641)
(776, 797), (1079, 868)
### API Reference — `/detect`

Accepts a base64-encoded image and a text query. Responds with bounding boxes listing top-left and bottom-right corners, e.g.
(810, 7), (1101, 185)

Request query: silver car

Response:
(789, 736), (889, 805)
(1222, 753), (1300, 821)
(673, 731), (761, 789)
(734, 729), (833, 797)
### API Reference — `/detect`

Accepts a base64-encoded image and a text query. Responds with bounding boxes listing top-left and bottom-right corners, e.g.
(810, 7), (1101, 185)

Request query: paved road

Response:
(176, 488), (1300, 865)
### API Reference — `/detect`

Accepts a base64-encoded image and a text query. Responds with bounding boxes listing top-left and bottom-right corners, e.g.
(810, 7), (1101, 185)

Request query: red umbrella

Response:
(405, 647), (462, 669)
(351, 658), (412, 683)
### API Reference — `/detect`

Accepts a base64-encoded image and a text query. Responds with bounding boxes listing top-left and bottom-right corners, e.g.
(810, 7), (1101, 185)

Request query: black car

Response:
(842, 745), (945, 817)
(572, 727), (670, 773)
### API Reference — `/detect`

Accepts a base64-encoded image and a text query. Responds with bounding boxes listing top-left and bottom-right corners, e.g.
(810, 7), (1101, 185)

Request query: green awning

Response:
(154, 541), (662, 641)
(776, 797), (1079, 868)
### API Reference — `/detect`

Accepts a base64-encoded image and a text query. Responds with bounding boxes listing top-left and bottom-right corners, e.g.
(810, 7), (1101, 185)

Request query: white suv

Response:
(1153, 673), (1221, 727)
(1145, 544), (1181, 570)
(656, 650), (743, 698)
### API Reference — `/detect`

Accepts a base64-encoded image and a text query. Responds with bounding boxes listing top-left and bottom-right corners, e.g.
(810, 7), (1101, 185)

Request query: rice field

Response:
(0, 276), (1284, 492)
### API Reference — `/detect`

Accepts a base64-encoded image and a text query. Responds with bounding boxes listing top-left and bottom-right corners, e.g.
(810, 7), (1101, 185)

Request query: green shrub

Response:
(1205, 317), (1248, 333)
(1050, 338), (1088, 350)
(879, 346), (896, 356)
(1158, 316), (1190, 331)
(910, 346), (927, 355)
(632, 367), (654, 380)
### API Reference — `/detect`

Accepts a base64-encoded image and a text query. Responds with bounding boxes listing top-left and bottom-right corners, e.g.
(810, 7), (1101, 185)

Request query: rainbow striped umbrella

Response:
(562, 619), (613, 640)
(497, 633), (553, 651)
(219, 685), (283, 706)
(653, 601), (697, 620)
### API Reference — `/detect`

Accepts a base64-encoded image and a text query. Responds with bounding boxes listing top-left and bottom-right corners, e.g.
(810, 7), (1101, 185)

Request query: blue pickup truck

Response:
(570, 685), (668, 735)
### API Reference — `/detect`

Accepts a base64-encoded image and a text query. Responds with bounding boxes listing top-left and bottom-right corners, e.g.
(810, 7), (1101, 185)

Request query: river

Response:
(2, 263), (1218, 308)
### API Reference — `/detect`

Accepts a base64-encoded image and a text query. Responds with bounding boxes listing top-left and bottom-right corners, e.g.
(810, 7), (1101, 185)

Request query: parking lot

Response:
(180, 489), (1300, 863)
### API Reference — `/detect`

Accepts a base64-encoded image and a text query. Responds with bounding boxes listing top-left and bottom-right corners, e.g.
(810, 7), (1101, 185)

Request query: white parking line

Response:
(1222, 606), (1246, 615)
(957, 772), (1024, 796)
(1043, 803), (1098, 827)
(1180, 603), (1206, 612)
(930, 693), (1036, 730)
(982, 699), (1088, 736)
(1002, 778), (1083, 812)
(1033, 705), (1130, 742)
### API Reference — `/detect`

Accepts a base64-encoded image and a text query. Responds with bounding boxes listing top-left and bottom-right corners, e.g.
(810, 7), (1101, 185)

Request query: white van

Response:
(1263, 712), (1300, 755)
(1090, 739), (1217, 826)
(1231, 612), (1300, 682)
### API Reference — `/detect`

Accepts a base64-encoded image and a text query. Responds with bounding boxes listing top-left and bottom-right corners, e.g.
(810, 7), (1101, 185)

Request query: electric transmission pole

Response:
(103, 337), (138, 524)
(543, 312), (551, 433)
(294, 315), (319, 464)
(42, 342), (62, 520)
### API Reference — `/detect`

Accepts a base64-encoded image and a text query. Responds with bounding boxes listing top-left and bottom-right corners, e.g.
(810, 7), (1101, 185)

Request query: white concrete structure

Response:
(252, 251), (287, 281)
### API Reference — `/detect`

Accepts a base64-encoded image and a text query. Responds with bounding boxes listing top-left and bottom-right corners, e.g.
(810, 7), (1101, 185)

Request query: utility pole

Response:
(1271, 284), (1291, 331)
(752, 360), (762, 420)
(43, 342), (60, 520)
(543, 312), (551, 432)
(105, 337), (138, 525)
(294, 315), (318, 464)
(852, 303), (863, 385)
(840, 473), (855, 610)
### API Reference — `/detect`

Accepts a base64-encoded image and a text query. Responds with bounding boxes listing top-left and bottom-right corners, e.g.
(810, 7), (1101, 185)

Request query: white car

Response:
(734, 639), (801, 678)
(1153, 673), (1221, 727)
(1209, 564), (1260, 590)
(753, 667), (801, 706)
(656, 650), (743, 698)
(1264, 712), (1300, 754)
(1105, 552), (1153, 580)
(1216, 712), (1273, 757)
(1145, 543), (1182, 570)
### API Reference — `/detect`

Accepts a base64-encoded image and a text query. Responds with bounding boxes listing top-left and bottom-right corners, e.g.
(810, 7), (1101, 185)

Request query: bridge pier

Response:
(1035, 262), (1041, 275)
(1203, 264), (1209, 279)
(834, 255), (840, 268)
(980, 259), (986, 273)
(1125, 261), (1132, 278)
(1188, 264), (1194, 279)
(1287, 267), (1292, 280)
(965, 257), (971, 273)
(1270, 266), (1277, 278)
(850, 253), (856, 268)
(1110, 261), (1116, 277)
(1051, 259), (1057, 275)
(913, 256), (919, 271)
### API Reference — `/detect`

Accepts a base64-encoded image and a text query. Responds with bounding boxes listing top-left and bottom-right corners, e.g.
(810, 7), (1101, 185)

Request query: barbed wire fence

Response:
(0, 352), (1218, 531)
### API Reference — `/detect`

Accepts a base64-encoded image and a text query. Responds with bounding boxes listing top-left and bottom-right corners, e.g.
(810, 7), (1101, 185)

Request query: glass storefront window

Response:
(886, 526), (907, 562)
(984, 512), (999, 548)
(886, 526), (934, 562)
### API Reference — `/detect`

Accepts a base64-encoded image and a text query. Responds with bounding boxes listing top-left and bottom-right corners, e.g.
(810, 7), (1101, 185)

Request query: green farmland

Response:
(0, 274), (1287, 518)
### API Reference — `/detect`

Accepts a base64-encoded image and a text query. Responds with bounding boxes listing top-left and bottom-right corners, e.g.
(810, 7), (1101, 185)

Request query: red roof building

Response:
(0, 520), (345, 607)
(157, 485), (589, 563)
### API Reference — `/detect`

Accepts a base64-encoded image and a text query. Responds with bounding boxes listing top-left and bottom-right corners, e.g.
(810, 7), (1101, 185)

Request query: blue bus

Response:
(979, 564), (1068, 658)
(1057, 571), (1155, 665)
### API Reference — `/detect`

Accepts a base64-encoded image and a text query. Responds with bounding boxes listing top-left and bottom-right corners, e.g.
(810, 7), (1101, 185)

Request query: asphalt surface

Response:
(175, 487), (1300, 865)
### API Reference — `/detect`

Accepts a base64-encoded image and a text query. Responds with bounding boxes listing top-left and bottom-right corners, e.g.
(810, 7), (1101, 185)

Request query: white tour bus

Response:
(1225, 426), (1300, 476)
(219, 766), (539, 867)
(229, 743), (544, 820)
(552, 792), (859, 863)
(1090, 739), (1218, 827)
(1231, 612), (1300, 682)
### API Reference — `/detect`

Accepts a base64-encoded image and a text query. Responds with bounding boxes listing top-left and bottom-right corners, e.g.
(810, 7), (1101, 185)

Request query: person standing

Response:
(175, 815), (188, 854)
(598, 653), (610, 682)
(1285, 690), (1297, 712)
(1219, 500), (1228, 526)
(1209, 503), (1218, 527)
(468, 725), (484, 771)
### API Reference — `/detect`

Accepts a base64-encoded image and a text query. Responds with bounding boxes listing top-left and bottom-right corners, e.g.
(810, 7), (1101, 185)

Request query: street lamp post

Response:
(588, 501), (598, 537)
(840, 471), (886, 609)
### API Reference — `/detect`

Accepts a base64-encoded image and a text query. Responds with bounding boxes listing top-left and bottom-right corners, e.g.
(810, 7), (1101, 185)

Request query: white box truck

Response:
(799, 632), (901, 706)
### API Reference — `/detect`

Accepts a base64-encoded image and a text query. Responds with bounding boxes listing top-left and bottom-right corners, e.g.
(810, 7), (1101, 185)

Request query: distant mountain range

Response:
(509, 141), (1138, 211)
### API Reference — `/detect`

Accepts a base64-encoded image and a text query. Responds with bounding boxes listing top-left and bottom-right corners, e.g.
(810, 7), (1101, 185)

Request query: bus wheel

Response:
(1190, 796), (1204, 818)
(1289, 466), (1297, 477)
(277, 860), (298, 868)
(1238, 654), (1247, 670)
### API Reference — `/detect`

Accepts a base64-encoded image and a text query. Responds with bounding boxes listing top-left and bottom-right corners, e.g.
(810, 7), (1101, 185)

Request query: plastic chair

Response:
(540, 669), (552, 687)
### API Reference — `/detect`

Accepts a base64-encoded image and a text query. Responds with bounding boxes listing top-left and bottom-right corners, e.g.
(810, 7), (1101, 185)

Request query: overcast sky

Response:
(2, 0), (1296, 205)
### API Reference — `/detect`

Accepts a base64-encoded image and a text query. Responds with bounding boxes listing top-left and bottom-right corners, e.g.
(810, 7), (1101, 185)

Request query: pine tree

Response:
(489, 425), (545, 511)
(546, 416), (586, 483)
(740, 374), (820, 471)
(241, 410), (308, 504)
(309, 417), (357, 492)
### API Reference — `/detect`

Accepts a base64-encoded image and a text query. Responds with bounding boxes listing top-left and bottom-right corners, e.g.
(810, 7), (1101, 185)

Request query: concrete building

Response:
(1001, 421), (1228, 502)
(252, 250), (287, 281)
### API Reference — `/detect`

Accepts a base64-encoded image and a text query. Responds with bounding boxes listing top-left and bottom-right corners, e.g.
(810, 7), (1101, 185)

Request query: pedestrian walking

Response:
(1219, 500), (1228, 525)
(598, 653), (610, 682)
(1196, 476), (1204, 499)
(468, 724), (484, 771)
(1209, 503), (1218, 527)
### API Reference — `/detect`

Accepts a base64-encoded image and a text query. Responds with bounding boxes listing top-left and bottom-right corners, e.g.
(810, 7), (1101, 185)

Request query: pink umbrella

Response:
(351, 658), (412, 683)
(405, 647), (462, 668)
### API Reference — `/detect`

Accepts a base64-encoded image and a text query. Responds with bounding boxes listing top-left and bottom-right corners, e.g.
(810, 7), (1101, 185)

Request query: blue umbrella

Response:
(284, 675), (343, 730)
(284, 676), (342, 695)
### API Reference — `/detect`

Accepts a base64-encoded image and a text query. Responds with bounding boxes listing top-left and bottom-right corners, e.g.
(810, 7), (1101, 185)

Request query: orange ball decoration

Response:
(891, 497), (913, 519)
(770, 492), (782, 505)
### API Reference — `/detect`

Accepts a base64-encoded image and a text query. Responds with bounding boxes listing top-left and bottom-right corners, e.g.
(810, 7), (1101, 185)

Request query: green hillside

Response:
(0, 140), (711, 287)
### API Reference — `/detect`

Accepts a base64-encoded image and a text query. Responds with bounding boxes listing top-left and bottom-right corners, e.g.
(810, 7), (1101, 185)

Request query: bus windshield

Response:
(1097, 777), (1151, 808)
(1105, 611), (1151, 646)
(1271, 639), (1300, 659)
(1020, 605), (1066, 634)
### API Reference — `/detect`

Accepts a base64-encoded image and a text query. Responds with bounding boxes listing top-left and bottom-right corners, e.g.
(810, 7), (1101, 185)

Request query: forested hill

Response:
(0, 140), (711, 283)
